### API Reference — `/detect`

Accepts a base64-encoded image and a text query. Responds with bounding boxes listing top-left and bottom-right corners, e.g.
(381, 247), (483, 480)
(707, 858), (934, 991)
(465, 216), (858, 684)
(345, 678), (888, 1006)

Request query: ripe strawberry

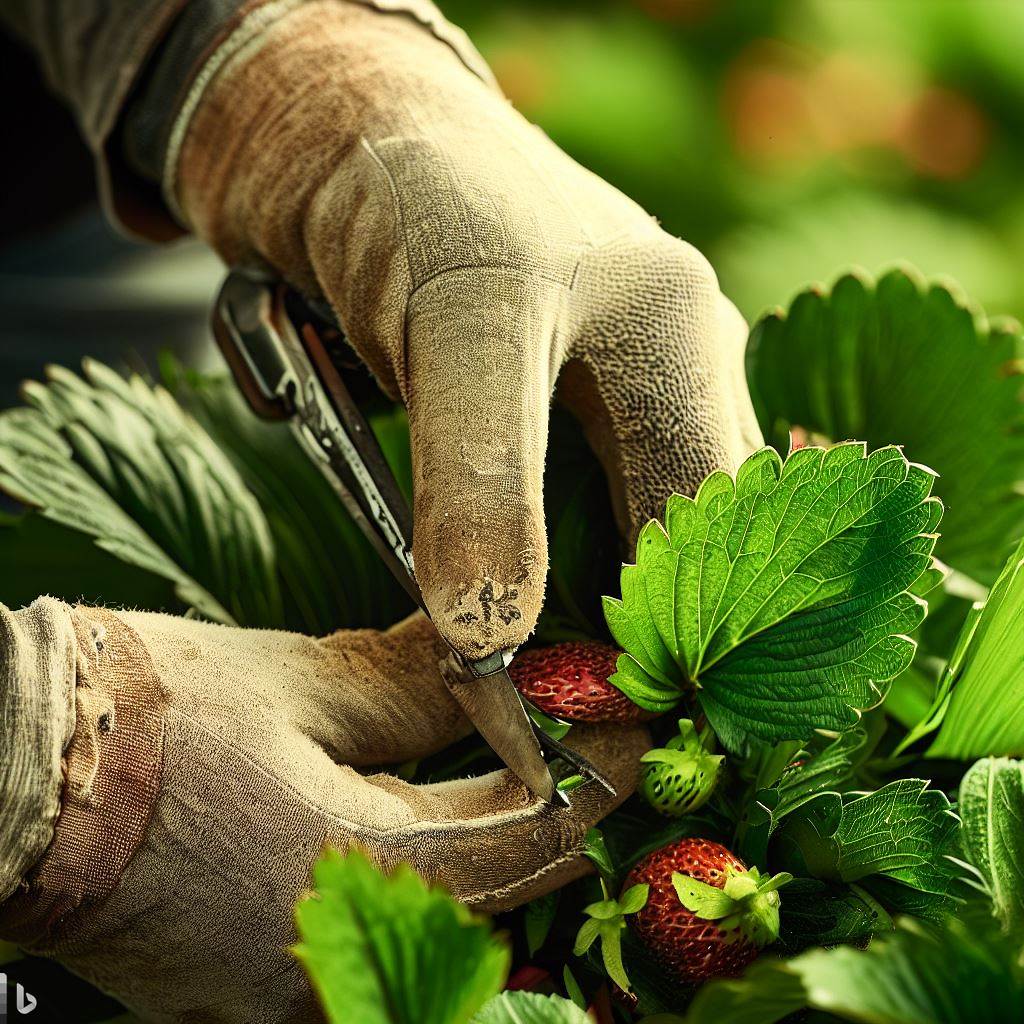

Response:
(623, 838), (790, 986)
(510, 641), (651, 723)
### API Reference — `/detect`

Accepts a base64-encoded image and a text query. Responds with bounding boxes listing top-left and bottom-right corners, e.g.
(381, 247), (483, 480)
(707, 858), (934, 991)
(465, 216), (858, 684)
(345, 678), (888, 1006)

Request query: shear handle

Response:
(297, 320), (414, 544)
(211, 271), (296, 422)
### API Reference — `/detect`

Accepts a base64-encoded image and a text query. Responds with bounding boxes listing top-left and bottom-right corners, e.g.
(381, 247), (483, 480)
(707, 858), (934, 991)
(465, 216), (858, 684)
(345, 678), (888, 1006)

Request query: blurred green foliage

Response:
(441, 0), (1024, 322)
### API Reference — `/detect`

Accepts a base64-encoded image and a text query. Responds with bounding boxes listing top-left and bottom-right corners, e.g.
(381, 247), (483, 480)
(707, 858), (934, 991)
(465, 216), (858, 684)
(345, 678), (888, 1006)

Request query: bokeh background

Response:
(4, 0), (1024, 406)
(446, 0), (1024, 323)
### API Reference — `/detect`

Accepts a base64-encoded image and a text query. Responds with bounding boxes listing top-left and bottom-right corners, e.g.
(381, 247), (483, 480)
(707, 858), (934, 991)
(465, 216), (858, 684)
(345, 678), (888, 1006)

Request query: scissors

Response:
(211, 268), (614, 804)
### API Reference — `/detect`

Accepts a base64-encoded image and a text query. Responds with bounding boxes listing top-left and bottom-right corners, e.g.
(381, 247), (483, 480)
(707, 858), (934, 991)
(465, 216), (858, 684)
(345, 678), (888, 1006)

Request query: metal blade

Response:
(533, 728), (617, 797)
(445, 668), (556, 803)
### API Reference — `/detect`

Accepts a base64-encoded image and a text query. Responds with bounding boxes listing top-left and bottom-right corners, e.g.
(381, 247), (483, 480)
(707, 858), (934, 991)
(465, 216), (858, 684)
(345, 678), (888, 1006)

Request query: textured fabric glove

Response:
(0, 598), (646, 1023)
(170, 0), (763, 661)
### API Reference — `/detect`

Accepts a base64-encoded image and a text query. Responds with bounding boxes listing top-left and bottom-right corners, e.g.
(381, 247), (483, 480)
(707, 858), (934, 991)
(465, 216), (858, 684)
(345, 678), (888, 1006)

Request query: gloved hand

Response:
(0, 598), (646, 1023)
(169, 0), (763, 660)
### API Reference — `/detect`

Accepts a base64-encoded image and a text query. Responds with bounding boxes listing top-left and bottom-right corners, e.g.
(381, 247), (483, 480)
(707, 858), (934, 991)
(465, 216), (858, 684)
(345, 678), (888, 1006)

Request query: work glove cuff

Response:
(0, 599), (78, 904)
(163, 0), (498, 232)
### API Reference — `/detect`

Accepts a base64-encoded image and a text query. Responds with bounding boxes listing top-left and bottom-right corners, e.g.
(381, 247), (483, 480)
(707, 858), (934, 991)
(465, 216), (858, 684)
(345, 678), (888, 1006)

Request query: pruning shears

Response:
(211, 268), (614, 804)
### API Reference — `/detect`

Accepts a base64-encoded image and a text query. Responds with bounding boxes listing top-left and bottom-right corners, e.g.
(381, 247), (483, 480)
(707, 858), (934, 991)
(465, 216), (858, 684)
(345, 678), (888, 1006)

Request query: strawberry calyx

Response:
(639, 719), (724, 817)
(573, 883), (649, 993)
(672, 865), (792, 949)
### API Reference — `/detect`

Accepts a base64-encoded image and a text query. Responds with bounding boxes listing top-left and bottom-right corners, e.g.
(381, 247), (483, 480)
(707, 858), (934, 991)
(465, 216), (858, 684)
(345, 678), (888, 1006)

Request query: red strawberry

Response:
(623, 838), (790, 986)
(504, 965), (552, 992)
(510, 641), (651, 723)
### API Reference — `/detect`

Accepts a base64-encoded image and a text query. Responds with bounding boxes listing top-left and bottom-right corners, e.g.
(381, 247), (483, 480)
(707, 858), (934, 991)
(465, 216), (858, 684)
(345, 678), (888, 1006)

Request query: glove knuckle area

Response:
(573, 235), (721, 351)
(562, 236), (750, 526)
(366, 134), (584, 289)
(568, 234), (731, 428)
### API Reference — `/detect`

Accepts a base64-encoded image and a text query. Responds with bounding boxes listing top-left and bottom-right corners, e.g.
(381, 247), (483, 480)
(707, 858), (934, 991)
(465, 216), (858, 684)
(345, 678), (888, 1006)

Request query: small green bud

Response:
(639, 719), (723, 817)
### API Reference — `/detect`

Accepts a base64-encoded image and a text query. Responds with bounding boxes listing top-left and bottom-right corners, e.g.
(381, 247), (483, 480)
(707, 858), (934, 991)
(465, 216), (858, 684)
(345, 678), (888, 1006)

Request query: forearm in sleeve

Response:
(0, 0), (493, 241)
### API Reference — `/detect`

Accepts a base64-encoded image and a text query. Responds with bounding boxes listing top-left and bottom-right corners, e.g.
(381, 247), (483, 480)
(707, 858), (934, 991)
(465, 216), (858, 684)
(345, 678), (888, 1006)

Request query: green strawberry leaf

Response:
(684, 911), (1024, 1024)
(561, 966), (586, 1011)
(741, 727), (868, 863)
(604, 443), (940, 750)
(778, 878), (893, 951)
(573, 916), (603, 952)
(619, 883), (651, 915)
(582, 828), (617, 882)
(580, 898), (625, 922)
(596, 924), (630, 995)
(958, 757), (1024, 936)
(924, 535), (1024, 759)
(0, 361), (280, 625)
(574, 916), (629, 992)
(672, 867), (790, 949)
(472, 992), (590, 1024)
(774, 779), (960, 898)
(772, 730), (865, 821)
(294, 848), (509, 1024)
(747, 267), (1024, 586)
(858, 875), (960, 925)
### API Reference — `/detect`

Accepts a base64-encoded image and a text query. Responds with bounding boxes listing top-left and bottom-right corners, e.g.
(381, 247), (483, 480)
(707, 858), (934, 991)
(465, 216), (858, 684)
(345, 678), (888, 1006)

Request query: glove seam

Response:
(460, 847), (584, 906)
(357, 135), (416, 396)
(406, 261), (581, 308)
(162, 0), (309, 227)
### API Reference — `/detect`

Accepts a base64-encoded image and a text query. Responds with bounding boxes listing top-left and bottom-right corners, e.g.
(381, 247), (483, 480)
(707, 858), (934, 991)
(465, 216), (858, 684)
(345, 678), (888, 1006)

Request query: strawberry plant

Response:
(2, 267), (1024, 1021)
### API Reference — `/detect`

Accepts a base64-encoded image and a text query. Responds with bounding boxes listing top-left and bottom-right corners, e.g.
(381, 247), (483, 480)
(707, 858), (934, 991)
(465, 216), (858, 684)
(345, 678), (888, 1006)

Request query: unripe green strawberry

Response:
(624, 838), (790, 986)
(510, 641), (651, 723)
(639, 719), (722, 817)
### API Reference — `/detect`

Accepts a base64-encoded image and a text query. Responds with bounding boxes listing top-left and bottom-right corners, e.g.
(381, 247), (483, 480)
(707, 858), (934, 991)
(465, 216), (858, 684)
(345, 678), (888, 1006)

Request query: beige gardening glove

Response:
(169, 0), (762, 661)
(0, 598), (647, 1023)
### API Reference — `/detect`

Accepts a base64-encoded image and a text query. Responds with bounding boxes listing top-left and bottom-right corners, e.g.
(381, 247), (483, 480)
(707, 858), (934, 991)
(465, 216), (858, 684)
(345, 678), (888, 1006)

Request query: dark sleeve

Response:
(0, 0), (252, 240)
(0, 0), (494, 241)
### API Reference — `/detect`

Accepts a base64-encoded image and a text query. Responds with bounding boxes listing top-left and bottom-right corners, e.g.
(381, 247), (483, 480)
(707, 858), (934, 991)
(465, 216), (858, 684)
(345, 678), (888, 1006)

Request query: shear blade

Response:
(446, 669), (556, 803)
(534, 728), (617, 797)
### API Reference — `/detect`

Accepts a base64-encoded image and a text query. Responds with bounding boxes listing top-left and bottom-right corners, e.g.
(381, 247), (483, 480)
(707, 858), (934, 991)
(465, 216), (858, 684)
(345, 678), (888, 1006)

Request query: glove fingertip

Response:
(417, 531), (547, 658)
